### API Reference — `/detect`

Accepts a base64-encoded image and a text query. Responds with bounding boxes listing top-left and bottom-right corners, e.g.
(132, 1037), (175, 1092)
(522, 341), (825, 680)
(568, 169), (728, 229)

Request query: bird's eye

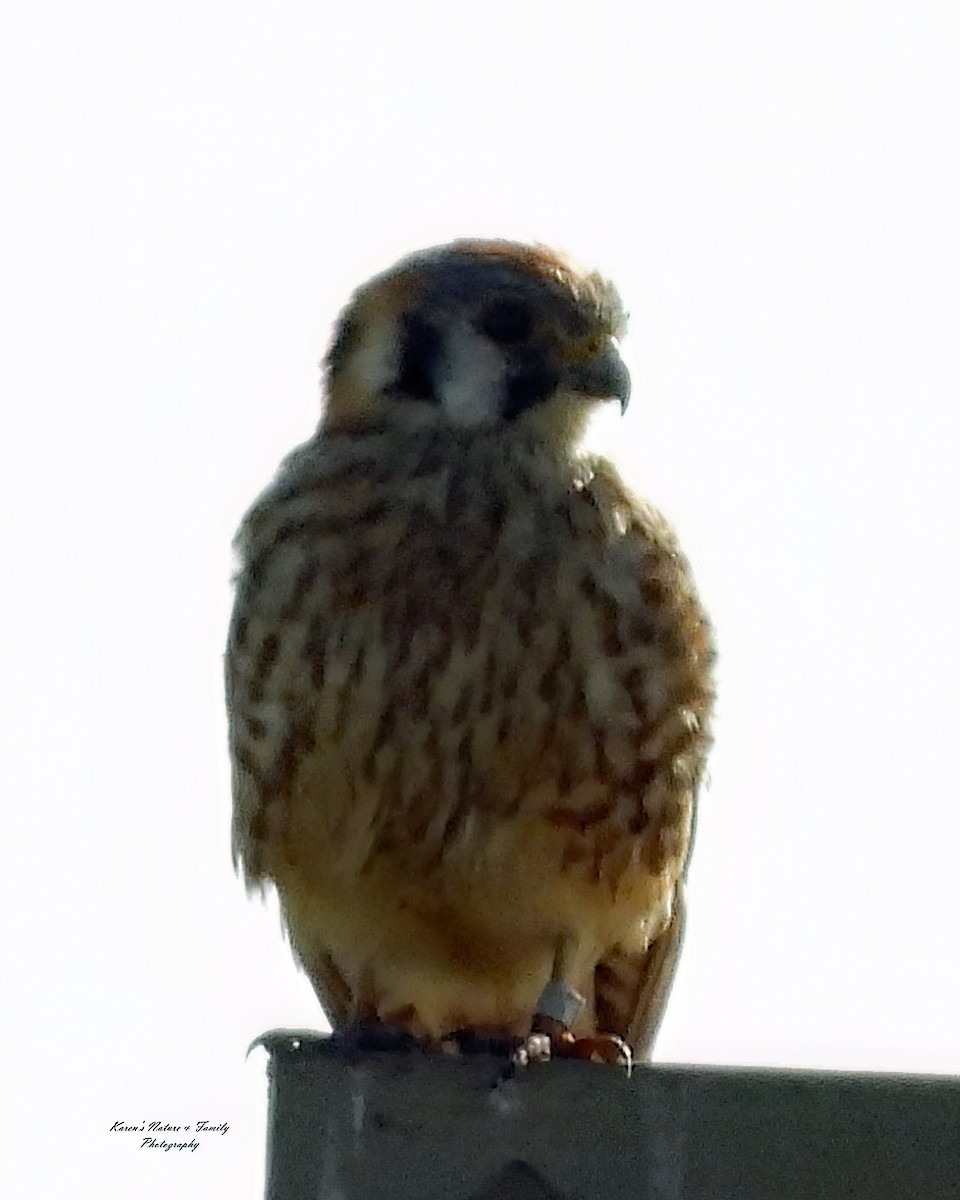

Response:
(479, 299), (533, 344)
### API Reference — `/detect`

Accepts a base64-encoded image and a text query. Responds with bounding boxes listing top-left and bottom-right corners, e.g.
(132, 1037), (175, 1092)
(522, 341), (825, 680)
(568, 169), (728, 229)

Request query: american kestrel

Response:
(226, 240), (714, 1064)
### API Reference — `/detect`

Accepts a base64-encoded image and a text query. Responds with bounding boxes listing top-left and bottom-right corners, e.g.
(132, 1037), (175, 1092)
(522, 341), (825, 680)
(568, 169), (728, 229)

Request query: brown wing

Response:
(295, 942), (356, 1028)
(594, 880), (686, 1060)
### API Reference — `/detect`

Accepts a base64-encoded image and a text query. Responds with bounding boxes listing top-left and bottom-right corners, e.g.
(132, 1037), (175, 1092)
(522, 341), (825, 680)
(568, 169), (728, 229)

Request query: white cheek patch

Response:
(349, 317), (400, 396)
(436, 326), (504, 426)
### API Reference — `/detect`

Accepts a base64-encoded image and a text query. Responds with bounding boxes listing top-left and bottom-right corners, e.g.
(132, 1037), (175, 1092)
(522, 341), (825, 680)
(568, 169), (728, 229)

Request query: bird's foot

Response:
(332, 1019), (422, 1055)
(511, 1032), (555, 1067)
(530, 1014), (633, 1070)
(437, 1029), (554, 1073)
(441, 1030), (525, 1058)
(553, 1031), (632, 1069)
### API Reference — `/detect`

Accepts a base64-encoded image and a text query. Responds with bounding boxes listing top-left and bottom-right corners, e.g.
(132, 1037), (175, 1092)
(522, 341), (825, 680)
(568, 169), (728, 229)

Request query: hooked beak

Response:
(565, 339), (631, 412)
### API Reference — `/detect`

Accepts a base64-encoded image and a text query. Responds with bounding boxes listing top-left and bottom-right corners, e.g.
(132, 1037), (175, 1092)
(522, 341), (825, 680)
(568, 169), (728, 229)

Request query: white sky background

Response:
(1, 1), (958, 1196)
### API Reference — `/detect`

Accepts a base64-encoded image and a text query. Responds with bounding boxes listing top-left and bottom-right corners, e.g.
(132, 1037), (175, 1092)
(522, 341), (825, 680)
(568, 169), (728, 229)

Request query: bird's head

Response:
(322, 240), (630, 447)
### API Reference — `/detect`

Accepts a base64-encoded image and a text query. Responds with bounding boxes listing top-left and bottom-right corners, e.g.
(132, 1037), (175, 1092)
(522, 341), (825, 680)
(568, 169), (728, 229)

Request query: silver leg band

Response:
(535, 980), (585, 1027)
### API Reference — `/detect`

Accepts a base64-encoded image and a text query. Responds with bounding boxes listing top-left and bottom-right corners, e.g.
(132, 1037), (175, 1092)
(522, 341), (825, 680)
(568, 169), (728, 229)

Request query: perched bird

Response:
(226, 240), (714, 1063)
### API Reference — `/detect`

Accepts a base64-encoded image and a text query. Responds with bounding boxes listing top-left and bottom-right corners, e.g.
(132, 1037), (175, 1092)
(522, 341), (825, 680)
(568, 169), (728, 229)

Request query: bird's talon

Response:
(557, 1033), (632, 1070)
(522, 1033), (553, 1063)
